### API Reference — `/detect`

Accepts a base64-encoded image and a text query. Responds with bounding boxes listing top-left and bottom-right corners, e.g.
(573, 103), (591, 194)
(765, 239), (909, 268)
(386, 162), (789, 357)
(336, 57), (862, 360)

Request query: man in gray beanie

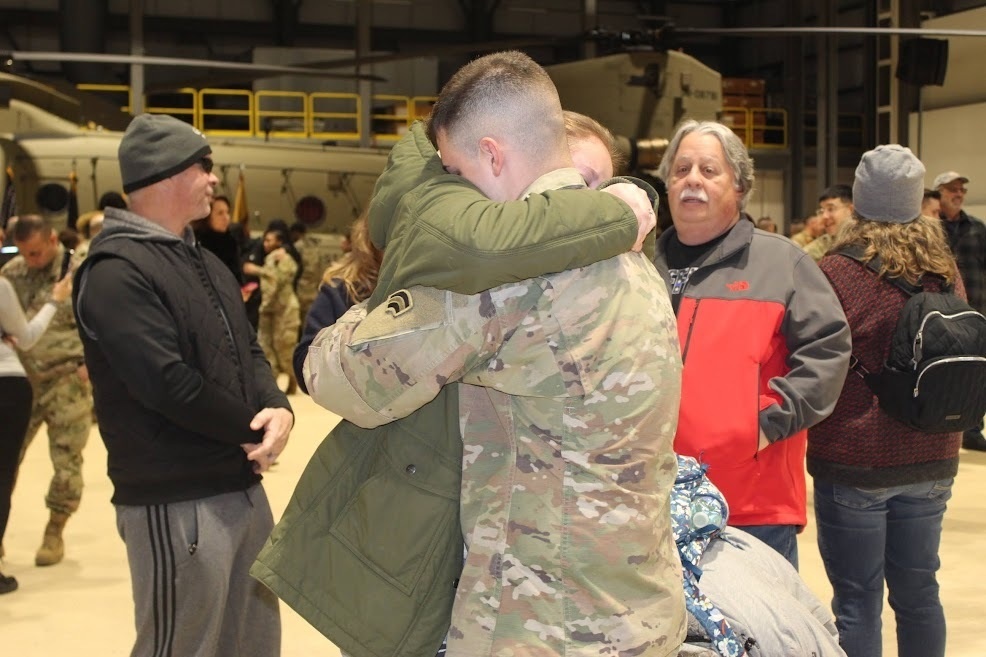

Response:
(72, 113), (293, 657)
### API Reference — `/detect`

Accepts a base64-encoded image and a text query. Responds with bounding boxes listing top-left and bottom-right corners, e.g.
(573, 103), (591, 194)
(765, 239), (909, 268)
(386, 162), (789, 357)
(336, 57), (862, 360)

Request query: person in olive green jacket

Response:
(252, 111), (657, 657)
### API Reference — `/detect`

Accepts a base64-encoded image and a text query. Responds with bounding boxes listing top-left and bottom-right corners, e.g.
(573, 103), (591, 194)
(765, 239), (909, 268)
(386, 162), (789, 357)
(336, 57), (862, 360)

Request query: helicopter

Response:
(0, 68), (394, 238)
(3, 13), (986, 237)
(0, 47), (715, 242)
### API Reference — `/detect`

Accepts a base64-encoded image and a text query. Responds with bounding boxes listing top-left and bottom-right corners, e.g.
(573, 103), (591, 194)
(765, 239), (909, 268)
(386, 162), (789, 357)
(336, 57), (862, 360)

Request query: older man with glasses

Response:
(934, 171), (986, 451)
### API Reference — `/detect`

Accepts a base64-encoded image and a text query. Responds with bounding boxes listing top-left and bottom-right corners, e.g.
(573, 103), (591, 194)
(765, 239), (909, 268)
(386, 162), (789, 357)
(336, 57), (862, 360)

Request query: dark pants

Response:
(116, 485), (280, 657)
(735, 523), (799, 570)
(0, 376), (32, 544)
(814, 479), (950, 657)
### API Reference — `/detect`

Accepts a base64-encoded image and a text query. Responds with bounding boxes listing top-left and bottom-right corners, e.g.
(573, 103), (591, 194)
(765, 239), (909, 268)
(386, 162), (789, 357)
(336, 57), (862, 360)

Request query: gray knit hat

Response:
(119, 114), (212, 193)
(852, 144), (925, 224)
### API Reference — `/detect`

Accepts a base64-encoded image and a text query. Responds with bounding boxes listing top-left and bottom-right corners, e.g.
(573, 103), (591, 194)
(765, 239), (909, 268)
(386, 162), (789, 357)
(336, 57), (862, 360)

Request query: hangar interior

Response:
(2, 3), (986, 656)
(4, 0), (986, 223)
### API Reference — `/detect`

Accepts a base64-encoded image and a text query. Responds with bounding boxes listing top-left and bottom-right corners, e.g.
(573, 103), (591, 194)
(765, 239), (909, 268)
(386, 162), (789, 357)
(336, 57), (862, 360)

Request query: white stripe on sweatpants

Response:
(116, 486), (280, 657)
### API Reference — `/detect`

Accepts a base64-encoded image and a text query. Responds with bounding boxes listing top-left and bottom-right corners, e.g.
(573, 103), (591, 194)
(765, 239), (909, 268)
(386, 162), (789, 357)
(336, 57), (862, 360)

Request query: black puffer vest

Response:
(76, 216), (274, 505)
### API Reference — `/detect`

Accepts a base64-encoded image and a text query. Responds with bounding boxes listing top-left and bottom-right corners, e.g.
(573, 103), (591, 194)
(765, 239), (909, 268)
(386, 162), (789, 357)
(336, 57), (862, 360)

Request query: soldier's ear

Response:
(478, 137), (505, 177)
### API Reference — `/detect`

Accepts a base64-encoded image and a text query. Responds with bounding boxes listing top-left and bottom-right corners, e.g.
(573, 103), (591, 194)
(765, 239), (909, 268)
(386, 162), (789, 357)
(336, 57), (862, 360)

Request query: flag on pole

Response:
(67, 170), (80, 230)
(1, 166), (17, 231)
(232, 167), (249, 228)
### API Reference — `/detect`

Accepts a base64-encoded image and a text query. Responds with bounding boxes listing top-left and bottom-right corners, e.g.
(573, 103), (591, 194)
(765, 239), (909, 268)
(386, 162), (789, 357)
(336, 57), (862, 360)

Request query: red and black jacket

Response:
(655, 219), (851, 526)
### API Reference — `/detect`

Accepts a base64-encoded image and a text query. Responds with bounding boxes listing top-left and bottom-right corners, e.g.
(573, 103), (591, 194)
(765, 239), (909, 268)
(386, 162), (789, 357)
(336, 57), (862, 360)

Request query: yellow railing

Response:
(255, 90), (307, 138)
(371, 94), (411, 144)
(309, 93), (361, 141)
(722, 107), (789, 150)
(198, 89), (254, 136)
(76, 82), (436, 144)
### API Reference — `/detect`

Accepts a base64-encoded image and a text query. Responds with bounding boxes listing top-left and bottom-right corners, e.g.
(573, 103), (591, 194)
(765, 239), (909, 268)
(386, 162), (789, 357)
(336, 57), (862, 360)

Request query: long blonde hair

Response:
(831, 213), (957, 286)
(321, 212), (382, 303)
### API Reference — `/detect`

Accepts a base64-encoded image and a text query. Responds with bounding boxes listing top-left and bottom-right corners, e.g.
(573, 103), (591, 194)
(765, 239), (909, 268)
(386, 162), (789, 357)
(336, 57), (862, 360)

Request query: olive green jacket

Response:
(252, 122), (650, 657)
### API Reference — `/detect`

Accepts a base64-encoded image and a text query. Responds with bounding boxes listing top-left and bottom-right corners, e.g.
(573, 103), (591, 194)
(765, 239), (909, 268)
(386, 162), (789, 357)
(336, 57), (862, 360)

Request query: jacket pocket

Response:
(327, 426), (460, 597)
(173, 500), (200, 567)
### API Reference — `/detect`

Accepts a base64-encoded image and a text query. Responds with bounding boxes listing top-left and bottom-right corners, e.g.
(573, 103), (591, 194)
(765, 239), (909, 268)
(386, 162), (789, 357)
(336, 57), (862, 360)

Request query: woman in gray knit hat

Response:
(808, 144), (964, 657)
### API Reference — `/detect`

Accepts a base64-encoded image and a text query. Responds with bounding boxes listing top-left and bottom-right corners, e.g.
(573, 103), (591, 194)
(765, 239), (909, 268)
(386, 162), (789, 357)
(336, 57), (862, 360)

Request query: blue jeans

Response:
(736, 523), (799, 570)
(813, 479), (952, 657)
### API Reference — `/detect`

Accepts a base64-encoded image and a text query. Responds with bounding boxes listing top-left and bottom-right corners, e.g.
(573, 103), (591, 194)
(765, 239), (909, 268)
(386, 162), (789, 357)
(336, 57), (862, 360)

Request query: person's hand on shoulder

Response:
(601, 183), (656, 253)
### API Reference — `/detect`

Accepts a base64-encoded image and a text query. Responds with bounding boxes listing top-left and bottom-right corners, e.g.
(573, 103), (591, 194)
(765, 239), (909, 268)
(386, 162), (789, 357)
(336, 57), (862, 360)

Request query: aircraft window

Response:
(295, 195), (326, 227)
(36, 183), (69, 212)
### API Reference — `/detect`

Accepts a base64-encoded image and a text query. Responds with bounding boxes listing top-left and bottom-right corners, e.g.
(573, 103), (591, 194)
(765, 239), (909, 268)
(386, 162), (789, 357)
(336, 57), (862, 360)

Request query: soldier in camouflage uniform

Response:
(306, 51), (685, 657)
(290, 222), (330, 326)
(257, 226), (301, 394)
(2, 214), (92, 566)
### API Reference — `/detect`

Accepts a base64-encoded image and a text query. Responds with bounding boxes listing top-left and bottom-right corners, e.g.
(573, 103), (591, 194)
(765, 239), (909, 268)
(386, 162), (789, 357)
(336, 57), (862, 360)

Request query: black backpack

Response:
(838, 247), (986, 433)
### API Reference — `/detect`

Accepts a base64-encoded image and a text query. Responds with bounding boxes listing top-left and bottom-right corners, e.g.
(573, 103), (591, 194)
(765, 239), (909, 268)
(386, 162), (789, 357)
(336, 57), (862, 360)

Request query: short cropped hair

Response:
(10, 214), (52, 242)
(427, 50), (564, 161)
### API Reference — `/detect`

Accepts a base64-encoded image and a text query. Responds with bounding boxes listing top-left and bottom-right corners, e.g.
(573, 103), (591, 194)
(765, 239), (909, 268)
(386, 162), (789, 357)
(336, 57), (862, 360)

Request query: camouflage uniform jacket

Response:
(803, 232), (833, 261)
(1, 244), (85, 380)
(252, 124), (650, 657)
(259, 249), (300, 315)
(308, 170), (686, 657)
(293, 235), (333, 311)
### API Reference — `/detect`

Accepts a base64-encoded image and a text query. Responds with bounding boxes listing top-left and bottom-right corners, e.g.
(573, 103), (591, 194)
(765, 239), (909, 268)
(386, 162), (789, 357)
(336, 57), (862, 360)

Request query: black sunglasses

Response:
(199, 157), (214, 174)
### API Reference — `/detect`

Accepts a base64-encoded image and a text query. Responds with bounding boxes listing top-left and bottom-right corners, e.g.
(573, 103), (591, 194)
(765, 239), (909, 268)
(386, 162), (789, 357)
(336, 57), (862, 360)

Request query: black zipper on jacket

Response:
(190, 243), (249, 399)
(680, 299), (702, 364)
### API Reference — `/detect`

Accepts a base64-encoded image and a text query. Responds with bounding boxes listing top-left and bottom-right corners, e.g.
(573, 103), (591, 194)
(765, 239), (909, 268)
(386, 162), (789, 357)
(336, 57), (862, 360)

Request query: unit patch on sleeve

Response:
(385, 289), (414, 317)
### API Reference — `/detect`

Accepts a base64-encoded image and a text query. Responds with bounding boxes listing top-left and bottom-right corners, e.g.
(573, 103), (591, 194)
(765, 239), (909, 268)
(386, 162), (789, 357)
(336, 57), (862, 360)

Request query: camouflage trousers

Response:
(258, 310), (301, 383)
(19, 370), (93, 516)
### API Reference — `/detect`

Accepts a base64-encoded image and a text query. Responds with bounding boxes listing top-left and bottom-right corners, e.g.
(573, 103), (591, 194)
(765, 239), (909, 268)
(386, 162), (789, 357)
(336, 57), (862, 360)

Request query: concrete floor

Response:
(3, 391), (985, 656)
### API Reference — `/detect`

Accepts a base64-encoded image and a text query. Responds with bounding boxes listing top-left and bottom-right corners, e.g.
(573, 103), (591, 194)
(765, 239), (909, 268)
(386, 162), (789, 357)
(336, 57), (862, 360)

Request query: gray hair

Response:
(657, 120), (755, 211)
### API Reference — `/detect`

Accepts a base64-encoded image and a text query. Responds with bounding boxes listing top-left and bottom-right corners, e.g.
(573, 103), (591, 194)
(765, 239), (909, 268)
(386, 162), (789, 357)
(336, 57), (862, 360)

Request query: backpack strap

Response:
(833, 245), (925, 296)
(832, 246), (922, 383)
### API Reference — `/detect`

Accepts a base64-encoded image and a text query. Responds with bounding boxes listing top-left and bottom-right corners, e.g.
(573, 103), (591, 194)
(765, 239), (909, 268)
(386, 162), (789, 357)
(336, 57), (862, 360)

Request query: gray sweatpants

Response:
(116, 485), (280, 657)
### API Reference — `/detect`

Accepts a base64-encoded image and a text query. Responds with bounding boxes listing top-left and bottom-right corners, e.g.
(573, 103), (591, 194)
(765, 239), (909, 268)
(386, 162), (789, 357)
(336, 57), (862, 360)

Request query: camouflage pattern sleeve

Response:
(304, 285), (542, 428)
(258, 250), (298, 314)
(1, 247), (85, 375)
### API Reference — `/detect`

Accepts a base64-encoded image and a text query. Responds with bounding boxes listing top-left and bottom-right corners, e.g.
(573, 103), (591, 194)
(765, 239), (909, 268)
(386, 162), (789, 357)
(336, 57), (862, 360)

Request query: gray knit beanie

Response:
(119, 114), (212, 193)
(852, 144), (925, 224)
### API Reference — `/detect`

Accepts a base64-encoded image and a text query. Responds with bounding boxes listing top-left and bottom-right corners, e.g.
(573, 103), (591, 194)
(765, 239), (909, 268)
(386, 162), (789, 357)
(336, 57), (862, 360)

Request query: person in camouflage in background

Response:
(305, 51), (685, 657)
(290, 221), (328, 327)
(1, 214), (92, 566)
(257, 226), (301, 394)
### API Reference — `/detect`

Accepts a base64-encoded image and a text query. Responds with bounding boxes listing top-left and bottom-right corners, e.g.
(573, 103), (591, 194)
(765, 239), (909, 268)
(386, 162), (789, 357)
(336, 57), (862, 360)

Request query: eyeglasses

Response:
(199, 157), (214, 174)
(818, 202), (845, 214)
(943, 185), (967, 194)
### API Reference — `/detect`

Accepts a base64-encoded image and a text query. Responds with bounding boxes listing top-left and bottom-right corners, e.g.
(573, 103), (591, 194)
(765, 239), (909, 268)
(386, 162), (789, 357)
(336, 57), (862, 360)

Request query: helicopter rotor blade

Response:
(141, 37), (579, 93)
(676, 26), (986, 38)
(2, 51), (385, 81)
(253, 36), (575, 72)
